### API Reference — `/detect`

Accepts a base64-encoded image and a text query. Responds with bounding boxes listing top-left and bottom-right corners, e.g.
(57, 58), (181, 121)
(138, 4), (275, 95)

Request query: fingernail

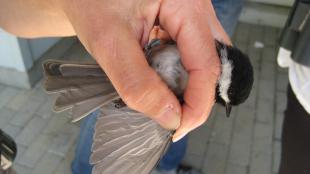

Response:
(155, 105), (180, 130)
(172, 132), (187, 142)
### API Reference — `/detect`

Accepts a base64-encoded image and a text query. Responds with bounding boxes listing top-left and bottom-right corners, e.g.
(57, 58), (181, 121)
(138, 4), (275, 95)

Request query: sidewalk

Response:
(0, 22), (288, 174)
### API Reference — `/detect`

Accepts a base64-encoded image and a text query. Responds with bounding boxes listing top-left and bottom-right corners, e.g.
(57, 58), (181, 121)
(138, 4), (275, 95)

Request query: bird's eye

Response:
(156, 63), (160, 68)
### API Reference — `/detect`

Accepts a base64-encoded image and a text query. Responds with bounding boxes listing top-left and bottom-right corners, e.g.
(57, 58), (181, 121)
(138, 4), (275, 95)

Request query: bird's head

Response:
(214, 40), (254, 117)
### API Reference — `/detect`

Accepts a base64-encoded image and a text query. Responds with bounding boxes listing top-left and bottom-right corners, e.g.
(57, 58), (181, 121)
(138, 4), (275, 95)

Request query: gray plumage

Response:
(43, 39), (253, 174)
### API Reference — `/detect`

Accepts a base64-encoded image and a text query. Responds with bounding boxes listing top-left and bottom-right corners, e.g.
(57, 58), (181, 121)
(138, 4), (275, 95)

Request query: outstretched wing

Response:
(43, 60), (173, 174)
(91, 105), (172, 174)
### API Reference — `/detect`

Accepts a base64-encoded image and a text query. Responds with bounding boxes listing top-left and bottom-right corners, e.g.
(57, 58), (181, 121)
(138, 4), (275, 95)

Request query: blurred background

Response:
(0, 0), (293, 174)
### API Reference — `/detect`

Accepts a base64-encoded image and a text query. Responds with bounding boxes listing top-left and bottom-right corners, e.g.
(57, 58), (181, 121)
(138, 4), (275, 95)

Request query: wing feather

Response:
(54, 84), (115, 110)
(91, 106), (172, 174)
(69, 92), (119, 122)
(42, 59), (173, 174)
(59, 64), (104, 77)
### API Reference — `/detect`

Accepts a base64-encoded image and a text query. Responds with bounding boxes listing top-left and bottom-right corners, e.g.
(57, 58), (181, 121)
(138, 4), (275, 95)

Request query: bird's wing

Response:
(91, 105), (172, 174)
(43, 60), (173, 174)
(42, 60), (119, 122)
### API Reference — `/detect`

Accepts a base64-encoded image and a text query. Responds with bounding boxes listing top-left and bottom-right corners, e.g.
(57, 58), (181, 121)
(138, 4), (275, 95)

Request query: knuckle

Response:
(121, 84), (151, 109)
(119, 74), (166, 113)
(159, 1), (184, 37)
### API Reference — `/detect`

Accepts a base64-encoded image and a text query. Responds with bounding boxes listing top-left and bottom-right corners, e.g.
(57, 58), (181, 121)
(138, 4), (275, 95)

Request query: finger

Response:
(159, 0), (222, 141)
(149, 26), (171, 42)
(88, 22), (181, 130)
(149, 26), (160, 41)
(157, 28), (171, 40)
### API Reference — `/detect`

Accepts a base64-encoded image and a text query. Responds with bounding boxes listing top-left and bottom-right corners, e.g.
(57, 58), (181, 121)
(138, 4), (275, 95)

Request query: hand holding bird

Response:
(43, 38), (253, 174)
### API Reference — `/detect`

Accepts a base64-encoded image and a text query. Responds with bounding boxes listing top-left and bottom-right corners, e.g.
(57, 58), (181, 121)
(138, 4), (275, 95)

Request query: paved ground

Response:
(0, 22), (288, 174)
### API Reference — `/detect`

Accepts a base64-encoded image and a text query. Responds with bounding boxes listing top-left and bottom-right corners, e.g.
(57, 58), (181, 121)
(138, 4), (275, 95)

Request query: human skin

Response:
(0, 0), (231, 141)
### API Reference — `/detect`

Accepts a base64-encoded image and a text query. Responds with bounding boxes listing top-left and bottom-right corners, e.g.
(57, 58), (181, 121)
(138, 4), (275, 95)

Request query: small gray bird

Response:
(43, 39), (253, 174)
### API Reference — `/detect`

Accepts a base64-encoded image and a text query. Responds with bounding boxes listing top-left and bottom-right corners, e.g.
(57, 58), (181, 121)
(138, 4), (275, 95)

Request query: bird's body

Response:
(43, 39), (253, 174)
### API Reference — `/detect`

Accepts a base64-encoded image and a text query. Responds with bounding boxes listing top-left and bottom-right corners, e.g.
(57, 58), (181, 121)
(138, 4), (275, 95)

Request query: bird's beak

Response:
(225, 103), (232, 117)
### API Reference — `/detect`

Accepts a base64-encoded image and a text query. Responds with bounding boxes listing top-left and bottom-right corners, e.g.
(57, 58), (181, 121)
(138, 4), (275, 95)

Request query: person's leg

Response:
(157, 136), (188, 172)
(212, 0), (244, 37)
(71, 111), (99, 174)
(278, 85), (310, 174)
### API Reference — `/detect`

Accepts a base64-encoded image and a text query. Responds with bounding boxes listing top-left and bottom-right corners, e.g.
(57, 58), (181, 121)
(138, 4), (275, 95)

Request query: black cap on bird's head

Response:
(215, 40), (254, 117)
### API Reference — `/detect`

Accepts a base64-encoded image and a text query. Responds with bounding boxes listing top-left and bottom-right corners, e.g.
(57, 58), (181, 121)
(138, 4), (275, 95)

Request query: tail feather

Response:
(70, 92), (119, 122)
(59, 64), (104, 77)
(42, 60), (119, 122)
(44, 77), (109, 92)
(54, 83), (115, 110)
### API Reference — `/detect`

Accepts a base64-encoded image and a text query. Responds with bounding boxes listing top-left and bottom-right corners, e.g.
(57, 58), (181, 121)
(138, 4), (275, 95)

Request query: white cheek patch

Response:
(218, 47), (233, 103)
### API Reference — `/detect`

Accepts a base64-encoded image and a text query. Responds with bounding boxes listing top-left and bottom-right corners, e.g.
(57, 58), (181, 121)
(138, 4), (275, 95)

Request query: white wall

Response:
(0, 29), (60, 72)
(0, 29), (29, 72)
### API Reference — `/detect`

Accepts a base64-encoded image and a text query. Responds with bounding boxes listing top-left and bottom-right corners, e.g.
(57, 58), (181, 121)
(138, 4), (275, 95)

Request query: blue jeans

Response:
(71, 111), (99, 174)
(212, 0), (244, 37)
(71, 1), (243, 173)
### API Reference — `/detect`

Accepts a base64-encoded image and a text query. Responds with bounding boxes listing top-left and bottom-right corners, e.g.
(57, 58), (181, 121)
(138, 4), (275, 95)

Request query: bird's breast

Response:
(148, 45), (188, 96)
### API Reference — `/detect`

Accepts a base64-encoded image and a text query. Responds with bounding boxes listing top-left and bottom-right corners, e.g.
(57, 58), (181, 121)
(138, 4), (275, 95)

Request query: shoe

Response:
(151, 169), (176, 174)
(0, 168), (16, 174)
(152, 164), (203, 174)
(0, 129), (17, 171)
(177, 164), (203, 174)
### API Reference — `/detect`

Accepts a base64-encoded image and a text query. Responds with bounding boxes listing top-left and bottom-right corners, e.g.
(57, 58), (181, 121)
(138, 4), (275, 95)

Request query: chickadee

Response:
(145, 39), (253, 117)
(43, 39), (253, 174)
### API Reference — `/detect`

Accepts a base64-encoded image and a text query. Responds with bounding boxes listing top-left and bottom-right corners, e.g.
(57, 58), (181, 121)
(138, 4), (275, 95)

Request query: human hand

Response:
(57, 0), (231, 141)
